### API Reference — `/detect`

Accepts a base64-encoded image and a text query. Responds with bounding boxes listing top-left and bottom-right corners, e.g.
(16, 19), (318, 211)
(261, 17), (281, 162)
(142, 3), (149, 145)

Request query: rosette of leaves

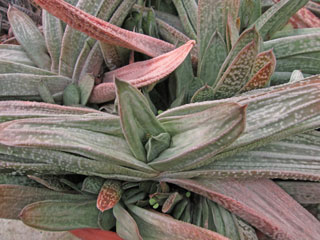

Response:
(1, 73), (320, 239)
(1, 0), (320, 239)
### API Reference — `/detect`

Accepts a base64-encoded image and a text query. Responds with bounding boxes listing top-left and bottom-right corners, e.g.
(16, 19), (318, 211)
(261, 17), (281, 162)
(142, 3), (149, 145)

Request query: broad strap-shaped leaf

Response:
(113, 203), (142, 240)
(253, 0), (309, 39)
(213, 40), (259, 99)
(116, 79), (170, 163)
(276, 56), (320, 75)
(276, 181), (320, 204)
(0, 60), (55, 75)
(7, 6), (51, 70)
(226, 13), (240, 51)
(0, 45), (35, 67)
(97, 180), (122, 212)
(170, 131), (320, 181)
(0, 74), (71, 100)
(238, 49), (276, 93)
(264, 32), (320, 59)
(70, 228), (122, 240)
(197, 31), (227, 86)
(0, 174), (40, 187)
(149, 102), (246, 171)
(0, 184), (93, 219)
(0, 117), (155, 173)
(42, 10), (63, 73)
(166, 178), (320, 240)
(0, 101), (99, 123)
(90, 40), (195, 103)
(128, 204), (229, 240)
(20, 200), (115, 231)
(34, 0), (175, 58)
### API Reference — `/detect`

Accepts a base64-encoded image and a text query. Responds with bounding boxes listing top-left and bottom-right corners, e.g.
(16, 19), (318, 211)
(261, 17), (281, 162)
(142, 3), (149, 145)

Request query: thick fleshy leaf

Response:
(34, 0), (174, 58)
(97, 180), (122, 212)
(213, 41), (259, 99)
(58, 0), (114, 78)
(226, 13), (239, 50)
(150, 102), (246, 171)
(166, 178), (320, 240)
(20, 200), (115, 231)
(78, 73), (95, 105)
(113, 203), (142, 240)
(0, 101), (99, 123)
(0, 185), (93, 219)
(171, 131), (320, 181)
(116, 79), (169, 162)
(289, 70), (304, 83)
(81, 177), (105, 194)
(216, 27), (260, 84)
(253, 0), (309, 39)
(275, 56), (320, 75)
(0, 118), (155, 173)
(7, 6), (51, 70)
(172, 0), (197, 40)
(37, 80), (56, 104)
(42, 10), (63, 73)
(264, 32), (320, 59)
(0, 60), (55, 75)
(70, 228), (122, 240)
(0, 45), (35, 67)
(0, 74), (71, 100)
(197, 31), (227, 86)
(63, 83), (81, 106)
(128, 204), (229, 240)
(90, 40), (195, 103)
(276, 181), (320, 204)
(0, 174), (40, 187)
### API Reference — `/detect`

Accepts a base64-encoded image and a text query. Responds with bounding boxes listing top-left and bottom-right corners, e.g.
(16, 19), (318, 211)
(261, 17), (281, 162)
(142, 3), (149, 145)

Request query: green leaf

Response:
(7, 6), (51, 70)
(78, 73), (95, 105)
(0, 174), (40, 187)
(0, 45), (35, 67)
(172, 0), (197, 39)
(81, 176), (105, 194)
(63, 83), (81, 106)
(239, 0), (261, 29)
(253, 0), (309, 39)
(191, 84), (215, 103)
(59, 0), (110, 78)
(0, 60), (55, 75)
(264, 32), (320, 59)
(150, 102), (245, 171)
(20, 200), (115, 231)
(276, 181), (320, 204)
(0, 74), (71, 100)
(128, 204), (228, 240)
(213, 40), (259, 99)
(275, 56), (320, 75)
(42, 10), (63, 73)
(198, 31), (227, 86)
(115, 79), (170, 162)
(113, 203), (143, 240)
(37, 80), (56, 104)
(166, 178), (320, 239)
(0, 185), (93, 219)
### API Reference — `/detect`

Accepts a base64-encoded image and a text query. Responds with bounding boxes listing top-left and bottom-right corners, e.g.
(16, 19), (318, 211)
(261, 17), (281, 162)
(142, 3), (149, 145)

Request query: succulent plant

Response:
(1, 0), (320, 240)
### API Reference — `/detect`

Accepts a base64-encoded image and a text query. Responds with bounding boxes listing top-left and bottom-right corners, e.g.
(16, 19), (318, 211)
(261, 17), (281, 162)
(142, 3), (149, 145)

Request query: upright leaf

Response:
(7, 6), (51, 70)
(116, 79), (170, 162)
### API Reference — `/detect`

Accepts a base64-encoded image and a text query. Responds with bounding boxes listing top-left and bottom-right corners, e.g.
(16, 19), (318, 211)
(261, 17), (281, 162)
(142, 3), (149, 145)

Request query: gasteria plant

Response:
(1, 0), (320, 240)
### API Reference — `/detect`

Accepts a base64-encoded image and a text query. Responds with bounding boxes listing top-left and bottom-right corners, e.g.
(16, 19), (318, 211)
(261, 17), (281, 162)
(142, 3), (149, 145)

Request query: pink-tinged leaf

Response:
(128, 205), (230, 240)
(251, 49), (276, 76)
(33, 0), (174, 57)
(289, 8), (320, 28)
(239, 57), (276, 93)
(97, 180), (122, 212)
(89, 40), (195, 103)
(166, 178), (320, 240)
(70, 228), (123, 240)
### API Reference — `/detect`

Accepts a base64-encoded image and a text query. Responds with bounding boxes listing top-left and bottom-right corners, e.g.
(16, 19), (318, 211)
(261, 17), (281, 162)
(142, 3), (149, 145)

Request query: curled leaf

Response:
(90, 40), (195, 103)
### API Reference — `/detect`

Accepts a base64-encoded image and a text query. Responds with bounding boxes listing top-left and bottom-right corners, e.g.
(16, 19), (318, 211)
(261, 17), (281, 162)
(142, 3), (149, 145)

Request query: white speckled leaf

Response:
(0, 45), (35, 67)
(0, 61), (55, 75)
(7, 7), (51, 70)
(128, 204), (229, 240)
